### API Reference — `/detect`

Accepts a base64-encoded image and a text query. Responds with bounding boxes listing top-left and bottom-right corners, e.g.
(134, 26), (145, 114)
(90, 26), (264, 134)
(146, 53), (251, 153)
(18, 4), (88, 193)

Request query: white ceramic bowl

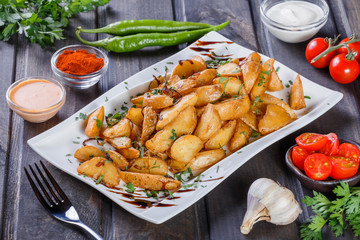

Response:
(260, 0), (329, 43)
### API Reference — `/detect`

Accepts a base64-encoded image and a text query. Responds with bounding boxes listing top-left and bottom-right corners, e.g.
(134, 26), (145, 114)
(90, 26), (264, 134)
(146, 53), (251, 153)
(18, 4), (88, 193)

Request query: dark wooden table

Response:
(1, 0), (360, 239)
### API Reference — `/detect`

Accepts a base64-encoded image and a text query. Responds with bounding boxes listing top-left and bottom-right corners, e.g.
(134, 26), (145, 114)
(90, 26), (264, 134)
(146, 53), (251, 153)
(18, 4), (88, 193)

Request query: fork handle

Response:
(74, 221), (104, 240)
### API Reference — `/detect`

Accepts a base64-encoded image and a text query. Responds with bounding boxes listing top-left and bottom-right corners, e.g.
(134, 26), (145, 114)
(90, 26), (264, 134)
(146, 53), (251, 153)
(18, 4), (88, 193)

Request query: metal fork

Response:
(24, 161), (103, 240)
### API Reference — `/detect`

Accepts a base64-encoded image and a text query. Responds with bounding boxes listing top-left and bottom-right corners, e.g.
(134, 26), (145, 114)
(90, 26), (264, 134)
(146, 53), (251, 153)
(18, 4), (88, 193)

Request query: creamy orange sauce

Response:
(10, 79), (62, 110)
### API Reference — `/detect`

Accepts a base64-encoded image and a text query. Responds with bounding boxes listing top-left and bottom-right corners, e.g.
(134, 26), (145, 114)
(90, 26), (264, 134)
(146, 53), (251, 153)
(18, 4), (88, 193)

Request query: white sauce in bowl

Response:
(265, 1), (324, 27)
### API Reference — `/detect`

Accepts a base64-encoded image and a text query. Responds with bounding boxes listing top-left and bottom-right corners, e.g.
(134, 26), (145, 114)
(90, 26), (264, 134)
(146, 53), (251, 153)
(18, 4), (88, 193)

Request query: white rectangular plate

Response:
(28, 31), (343, 224)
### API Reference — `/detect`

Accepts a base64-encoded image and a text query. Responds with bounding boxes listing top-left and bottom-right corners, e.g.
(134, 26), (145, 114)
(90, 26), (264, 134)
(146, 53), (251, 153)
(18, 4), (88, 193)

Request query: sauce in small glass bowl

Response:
(6, 77), (66, 123)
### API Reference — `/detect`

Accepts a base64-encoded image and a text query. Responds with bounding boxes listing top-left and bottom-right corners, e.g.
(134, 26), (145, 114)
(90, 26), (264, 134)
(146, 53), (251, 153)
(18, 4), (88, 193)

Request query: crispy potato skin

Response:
(213, 77), (246, 96)
(185, 149), (225, 176)
(141, 107), (157, 145)
(194, 104), (221, 142)
(128, 157), (168, 175)
(268, 67), (284, 91)
(205, 120), (236, 150)
(217, 63), (242, 77)
(194, 84), (224, 107)
(171, 135), (203, 163)
(188, 69), (218, 86)
(143, 94), (173, 109)
(290, 74), (306, 110)
(214, 97), (251, 121)
(74, 146), (105, 162)
(258, 104), (293, 135)
(119, 172), (181, 191)
(107, 150), (129, 170)
(126, 107), (144, 126)
(260, 93), (297, 119)
(103, 118), (131, 139)
(229, 119), (251, 152)
(250, 59), (273, 100)
(118, 148), (140, 160)
(85, 106), (104, 138)
(107, 137), (131, 150)
(171, 56), (207, 79)
(241, 61), (261, 93)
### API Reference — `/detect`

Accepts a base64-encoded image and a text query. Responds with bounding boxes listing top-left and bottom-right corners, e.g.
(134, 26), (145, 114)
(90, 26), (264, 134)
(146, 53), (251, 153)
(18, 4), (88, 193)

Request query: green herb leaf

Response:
(169, 129), (177, 140)
(79, 113), (87, 120)
(125, 182), (135, 193)
(96, 174), (104, 184)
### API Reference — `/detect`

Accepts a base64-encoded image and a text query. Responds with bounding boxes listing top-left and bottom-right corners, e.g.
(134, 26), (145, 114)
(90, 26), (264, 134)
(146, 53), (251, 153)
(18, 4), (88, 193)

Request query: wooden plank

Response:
(0, 40), (16, 239)
(1, 10), (102, 240)
(96, 1), (206, 239)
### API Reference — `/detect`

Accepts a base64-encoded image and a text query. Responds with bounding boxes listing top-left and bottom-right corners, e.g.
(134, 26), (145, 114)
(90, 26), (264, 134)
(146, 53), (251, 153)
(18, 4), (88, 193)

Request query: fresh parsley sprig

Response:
(0, 0), (110, 47)
(300, 182), (360, 239)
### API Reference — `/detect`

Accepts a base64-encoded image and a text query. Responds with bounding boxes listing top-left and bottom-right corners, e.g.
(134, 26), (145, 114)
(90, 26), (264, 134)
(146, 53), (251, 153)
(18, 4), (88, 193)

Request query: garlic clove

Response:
(240, 178), (302, 234)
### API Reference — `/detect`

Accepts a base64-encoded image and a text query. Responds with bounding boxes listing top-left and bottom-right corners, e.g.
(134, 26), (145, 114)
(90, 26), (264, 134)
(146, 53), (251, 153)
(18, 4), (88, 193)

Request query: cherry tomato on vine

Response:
(329, 156), (359, 180)
(292, 146), (310, 171)
(295, 133), (328, 151)
(319, 133), (339, 156)
(338, 143), (360, 162)
(305, 38), (337, 68)
(337, 38), (360, 63)
(329, 53), (360, 84)
(304, 153), (332, 180)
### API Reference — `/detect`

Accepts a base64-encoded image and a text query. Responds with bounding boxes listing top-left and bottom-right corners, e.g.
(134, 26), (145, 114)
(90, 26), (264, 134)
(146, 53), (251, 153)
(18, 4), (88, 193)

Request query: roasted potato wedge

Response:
(157, 92), (198, 130)
(260, 93), (297, 119)
(130, 95), (144, 108)
(118, 148), (140, 160)
(213, 77), (246, 96)
(128, 157), (168, 175)
(143, 94), (173, 109)
(171, 135), (203, 163)
(74, 146), (105, 162)
(229, 119), (251, 152)
(107, 137), (131, 150)
(205, 120), (236, 150)
(290, 74), (306, 110)
(214, 96), (251, 121)
(168, 75), (182, 85)
(77, 157), (120, 187)
(171, 56), (207, 79)
(241, 61), (262, 93)
(185, 149), (225, 176)
(126, 107), (143, 126)
(217, 63), (242, 77)
(194, 84), (224, 107)
(167, 159), (189, 172)
(188, 69), (218, 86)
(141, 107), (157, 145)
(250, 59), (273, 100)
(107, 150), (129, 170)
(119, 172), (181, 191)
(268, 67), (284, 91)
(169, 79), (197, 95)
(239, 111), (258, 131)
(243, 52), (261, 64)
(258, 104), (293, 135)
(103, 118), (131, 139)
(194, 104), (221, 142)
(146, 106), (197, 153)
(85, 106), (104, 138)
(130, 122), (141, 142)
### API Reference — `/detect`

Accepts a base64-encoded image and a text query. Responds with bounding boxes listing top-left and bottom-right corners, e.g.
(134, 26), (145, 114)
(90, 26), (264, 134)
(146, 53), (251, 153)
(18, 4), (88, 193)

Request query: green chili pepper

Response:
(76, 21), (230, 53)
(78, 19), (212, 36)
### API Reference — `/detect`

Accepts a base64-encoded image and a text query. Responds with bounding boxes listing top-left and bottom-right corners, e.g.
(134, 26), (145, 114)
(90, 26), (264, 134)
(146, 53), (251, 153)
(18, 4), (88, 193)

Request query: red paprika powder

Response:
(56, 49), (104, 75)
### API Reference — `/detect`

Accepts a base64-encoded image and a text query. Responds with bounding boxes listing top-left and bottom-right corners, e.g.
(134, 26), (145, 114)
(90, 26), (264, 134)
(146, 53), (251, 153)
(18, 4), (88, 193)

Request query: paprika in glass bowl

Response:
(51, 45), (109, 89)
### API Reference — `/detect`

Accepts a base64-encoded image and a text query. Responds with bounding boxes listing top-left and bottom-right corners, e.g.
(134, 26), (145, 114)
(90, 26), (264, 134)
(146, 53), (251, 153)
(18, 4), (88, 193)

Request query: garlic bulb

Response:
(240, 178), (302, 234)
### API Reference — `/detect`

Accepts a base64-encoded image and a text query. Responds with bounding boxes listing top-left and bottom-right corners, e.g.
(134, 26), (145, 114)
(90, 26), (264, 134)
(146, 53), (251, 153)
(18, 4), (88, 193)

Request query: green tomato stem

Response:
(311, 36), (360, 63)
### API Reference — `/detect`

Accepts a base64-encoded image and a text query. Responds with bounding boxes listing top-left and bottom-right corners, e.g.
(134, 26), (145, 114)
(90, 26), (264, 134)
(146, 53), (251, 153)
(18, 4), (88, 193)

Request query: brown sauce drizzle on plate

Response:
(195, 40), (234, 46)
(189, 47), (214, 52)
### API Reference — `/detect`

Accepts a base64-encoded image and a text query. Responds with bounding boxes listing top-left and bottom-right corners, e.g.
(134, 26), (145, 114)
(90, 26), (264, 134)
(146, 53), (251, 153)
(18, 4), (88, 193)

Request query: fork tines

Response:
(24, 161), (69, 208)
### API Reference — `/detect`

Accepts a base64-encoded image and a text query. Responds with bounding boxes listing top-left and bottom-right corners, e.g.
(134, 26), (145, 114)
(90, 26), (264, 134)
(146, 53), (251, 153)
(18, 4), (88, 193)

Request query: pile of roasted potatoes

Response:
(74, 52), (306, 192)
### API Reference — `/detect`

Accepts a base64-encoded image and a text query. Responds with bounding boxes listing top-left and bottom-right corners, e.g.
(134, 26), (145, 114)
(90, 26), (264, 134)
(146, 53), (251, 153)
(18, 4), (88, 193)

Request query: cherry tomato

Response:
(318, 133), (339, 156)
(304, 153), (332, 180)
(329, 54), (360, 84)
(338, 143), (360, 162)
(337, 38), (360, 63)
(305, 38), (337, 68)
(292, 146), (310, 171)
(329, 156), (359, 180)
(296, 133), (328, 151)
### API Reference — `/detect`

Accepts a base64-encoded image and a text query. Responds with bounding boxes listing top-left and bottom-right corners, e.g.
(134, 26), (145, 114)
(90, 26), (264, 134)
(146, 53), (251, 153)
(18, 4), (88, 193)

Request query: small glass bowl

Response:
(260, 0), (329, 43)
(6, 77), (66, 123)
(51, 45), (109, 89)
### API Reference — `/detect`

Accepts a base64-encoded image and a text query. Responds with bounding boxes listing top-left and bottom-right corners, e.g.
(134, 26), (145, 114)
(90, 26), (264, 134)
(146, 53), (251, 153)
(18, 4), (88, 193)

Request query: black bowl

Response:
(285, 139), (360, 193)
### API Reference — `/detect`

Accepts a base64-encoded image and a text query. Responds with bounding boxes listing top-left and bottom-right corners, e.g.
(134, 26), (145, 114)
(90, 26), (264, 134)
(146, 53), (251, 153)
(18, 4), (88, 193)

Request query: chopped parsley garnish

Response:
(67, 159), (72, 164)
(152, 89), (162, 95)
(96, 119), (103, 129)
(66, 154), (71, 157)
(289, 80), (293, 85)
(79, 113), (87, 120)
(261, 69), (272, 76)
(72, 141), (80, 144)
(105, 97), (108, 102)
(276, 66), (280, 72)
(252, 96), (262, 106)
(285, 84), (290, 88)
(165, 66), (168, 72)
(216, 166), (220, 173)
(304, 96), (311, 99)
(125, 182), (135, 193)
(96, 174), (104, 184)
(250, 131), (259, 138)
(169, 129), (177, 141)
(166, 62), (173, 64)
